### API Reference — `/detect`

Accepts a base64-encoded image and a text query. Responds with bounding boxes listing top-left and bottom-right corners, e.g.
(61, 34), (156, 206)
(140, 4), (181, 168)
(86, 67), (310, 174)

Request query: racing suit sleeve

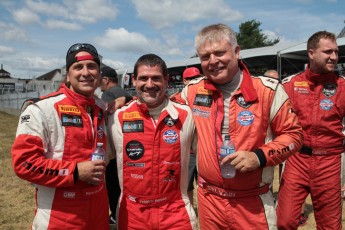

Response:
(12, 104), (76, 188)
(253, 83), (303, 167)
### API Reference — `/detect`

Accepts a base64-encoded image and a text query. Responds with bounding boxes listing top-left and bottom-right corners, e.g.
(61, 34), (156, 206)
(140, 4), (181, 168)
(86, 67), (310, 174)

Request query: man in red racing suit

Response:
(12, 43), (109, 230)
(108, 54), (198, 230)
(277, 31), (345, 229)
(175, 23), (303, 229)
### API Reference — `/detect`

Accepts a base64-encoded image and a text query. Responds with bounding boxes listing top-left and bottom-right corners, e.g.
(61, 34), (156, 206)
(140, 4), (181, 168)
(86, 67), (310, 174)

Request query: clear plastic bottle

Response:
(90, 142), (106, 161)
(219, 135), (236, 178)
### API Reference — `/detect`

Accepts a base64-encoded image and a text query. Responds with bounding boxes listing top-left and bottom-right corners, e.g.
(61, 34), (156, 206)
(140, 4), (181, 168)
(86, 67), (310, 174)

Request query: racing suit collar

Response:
(137, 97), (179, 120)
(61, 83), (96, 107)
(203, 60), (258, 103)
(205, 60), (258, 102)
(238, 60), (258, 103)
(305, 67), (337, 84)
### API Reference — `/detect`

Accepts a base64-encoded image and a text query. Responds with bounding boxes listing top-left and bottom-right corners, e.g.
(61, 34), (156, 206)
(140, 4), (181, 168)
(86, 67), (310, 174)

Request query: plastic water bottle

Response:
(90, 142), (106, 161)
(219, 135), (236, 178)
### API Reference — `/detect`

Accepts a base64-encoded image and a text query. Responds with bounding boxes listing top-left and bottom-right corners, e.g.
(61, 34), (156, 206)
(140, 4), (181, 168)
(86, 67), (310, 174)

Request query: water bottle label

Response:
(91, 154), (105, 161)
(220, 147), (235, 156)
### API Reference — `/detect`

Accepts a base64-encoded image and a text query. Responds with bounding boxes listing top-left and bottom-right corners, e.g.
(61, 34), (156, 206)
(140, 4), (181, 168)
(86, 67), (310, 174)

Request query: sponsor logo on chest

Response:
(61, 114), (83, 127)
(123, 120), (144, 132)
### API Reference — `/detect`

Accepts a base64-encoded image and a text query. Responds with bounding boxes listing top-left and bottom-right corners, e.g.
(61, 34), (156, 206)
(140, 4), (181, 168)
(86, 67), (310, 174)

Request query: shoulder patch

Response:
(20, 98), (41, 114)
(254, 76), (279, 91)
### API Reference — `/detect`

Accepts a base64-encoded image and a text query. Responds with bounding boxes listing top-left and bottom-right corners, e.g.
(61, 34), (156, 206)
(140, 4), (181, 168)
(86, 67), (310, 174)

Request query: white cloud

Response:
(70, 0), (118, 23)
(0, 45), (14, 53)
(95, 28), (153, 53)
(25, 0), (69, 18)
(0, 22), (29, 42)
(12, 0), (118, 30)
(102, 59), (127, 70)
(131, 0), (243, 29)
(12, 8), (40, 25)
(45, 20), (82, 30)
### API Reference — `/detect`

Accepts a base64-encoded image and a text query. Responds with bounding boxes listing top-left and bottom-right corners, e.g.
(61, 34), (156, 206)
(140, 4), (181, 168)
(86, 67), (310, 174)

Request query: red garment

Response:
(277, 68), (345, 229)
(110, 98), (197, 230)
(178, 61), (303, 229)
(12, 84), (109, 230)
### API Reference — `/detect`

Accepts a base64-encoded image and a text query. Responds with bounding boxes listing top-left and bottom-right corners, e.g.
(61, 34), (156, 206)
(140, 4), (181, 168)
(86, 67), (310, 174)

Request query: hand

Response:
(107, 96), (127, 115)
(77, 160), (106, 185)
(220, 151), (260, 173)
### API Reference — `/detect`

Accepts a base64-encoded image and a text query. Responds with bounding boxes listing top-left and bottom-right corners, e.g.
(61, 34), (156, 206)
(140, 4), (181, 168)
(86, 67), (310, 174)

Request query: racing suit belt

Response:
(126, 190), (181, 207)
(56, 183), (105, 199)
(198, 177), (269, 198)
(299, 145), (339, 156)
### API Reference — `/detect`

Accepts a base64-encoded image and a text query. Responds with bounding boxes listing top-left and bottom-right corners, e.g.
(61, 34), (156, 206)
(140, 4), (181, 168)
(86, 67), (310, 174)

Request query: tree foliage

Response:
(236, 19), (280, 50)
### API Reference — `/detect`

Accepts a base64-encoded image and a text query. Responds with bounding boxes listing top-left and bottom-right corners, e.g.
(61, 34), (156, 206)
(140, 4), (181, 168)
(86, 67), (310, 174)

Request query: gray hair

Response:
(195, 23), (238, 54)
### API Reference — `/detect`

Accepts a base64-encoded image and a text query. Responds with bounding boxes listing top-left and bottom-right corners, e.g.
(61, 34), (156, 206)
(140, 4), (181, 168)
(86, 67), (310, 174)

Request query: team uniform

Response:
(178, 61), (303, 229)
(101, 85), (131, 223)
(277, 68), (345, 229)
(109, 98), (197, 230)
(12, 83), (109, 230)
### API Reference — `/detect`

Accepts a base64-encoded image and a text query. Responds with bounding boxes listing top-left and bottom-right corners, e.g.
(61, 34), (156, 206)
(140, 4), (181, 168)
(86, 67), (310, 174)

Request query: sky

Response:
(0, 0), (344, 79)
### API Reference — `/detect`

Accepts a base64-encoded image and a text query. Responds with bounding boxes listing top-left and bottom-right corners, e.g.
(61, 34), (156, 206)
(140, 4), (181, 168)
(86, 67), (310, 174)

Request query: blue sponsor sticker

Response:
(237, 110), (254, 126)
(320, 99), (333, 110)
(61, 114), (83, 127)
(163, 130), (178, 144)
(97, 125), (104, 138)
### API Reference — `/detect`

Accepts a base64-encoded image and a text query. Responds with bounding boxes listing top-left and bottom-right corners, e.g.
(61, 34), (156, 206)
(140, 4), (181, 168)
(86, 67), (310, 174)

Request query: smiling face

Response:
(66, 51), (101, 97)
(308, 38), (339, 74)
(198, 39), (240, 85)
(132, 64), (168, 108)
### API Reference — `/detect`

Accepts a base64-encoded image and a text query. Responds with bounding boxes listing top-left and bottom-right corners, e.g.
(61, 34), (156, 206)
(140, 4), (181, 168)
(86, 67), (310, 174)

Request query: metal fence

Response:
(0, 86), (183, 117)
(0, 90), (55, 116)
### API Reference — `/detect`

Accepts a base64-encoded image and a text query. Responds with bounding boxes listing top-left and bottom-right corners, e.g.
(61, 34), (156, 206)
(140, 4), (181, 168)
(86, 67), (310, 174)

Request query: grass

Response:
(0, 111), (35, 229)
(0, 111), (343, 229)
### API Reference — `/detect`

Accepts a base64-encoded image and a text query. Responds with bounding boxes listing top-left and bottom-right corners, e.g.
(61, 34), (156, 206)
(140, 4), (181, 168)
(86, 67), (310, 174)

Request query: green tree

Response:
(236, 19), (280, 50)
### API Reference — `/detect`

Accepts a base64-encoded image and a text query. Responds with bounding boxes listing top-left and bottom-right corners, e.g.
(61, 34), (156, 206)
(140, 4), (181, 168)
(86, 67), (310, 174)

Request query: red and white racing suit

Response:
(12, 84), (109, 230)
(109, 98), (197, 230)
(177, 61), (303, 229)
(277, 68), (345, 229)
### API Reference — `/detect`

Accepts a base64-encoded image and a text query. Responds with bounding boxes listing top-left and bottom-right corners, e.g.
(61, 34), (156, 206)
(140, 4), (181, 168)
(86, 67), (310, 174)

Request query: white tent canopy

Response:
(166, 37), (345, 77)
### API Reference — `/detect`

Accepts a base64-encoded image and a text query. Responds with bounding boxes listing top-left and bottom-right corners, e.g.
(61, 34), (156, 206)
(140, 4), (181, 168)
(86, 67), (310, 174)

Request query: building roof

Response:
(36, 69), (61, 81)
(0, 64), (11, 79)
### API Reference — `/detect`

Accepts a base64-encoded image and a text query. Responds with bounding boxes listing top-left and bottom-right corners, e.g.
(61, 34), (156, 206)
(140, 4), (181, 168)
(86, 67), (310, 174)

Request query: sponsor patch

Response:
(61, 114), (83, 127)
(131, 173), (144, 179)
(123, 120), (144, 133)
(236, 95), (252, 108)
(97, 125), (104, 138)
(192, 108), (210, 118)
(126, 140), (144, 160)
(197, 87), (213, 95)
(59, 169), (69, 176)
(163, 116), (177, 127)
(123, 111), (142, 120)
(193, 94), (213, 107)
(294, 87), (309, 94)
(63, 192), (76, 199)
(294, 81), (309, 87)
(322, 83), (337, 97)
(163, 130), (178, 144)
(237, 110), (254, 126)
(21, 114), (31, 123)
(320, 99), (333, 110)
(162, 169), (176, 182)
(58, 105), (81, 115)
(268, 143), (295, 156)
(126, 162), (145, 167)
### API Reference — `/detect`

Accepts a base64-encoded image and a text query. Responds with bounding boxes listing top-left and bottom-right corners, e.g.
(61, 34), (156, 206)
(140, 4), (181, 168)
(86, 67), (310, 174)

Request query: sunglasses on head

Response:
(67, 43), (98, 56)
